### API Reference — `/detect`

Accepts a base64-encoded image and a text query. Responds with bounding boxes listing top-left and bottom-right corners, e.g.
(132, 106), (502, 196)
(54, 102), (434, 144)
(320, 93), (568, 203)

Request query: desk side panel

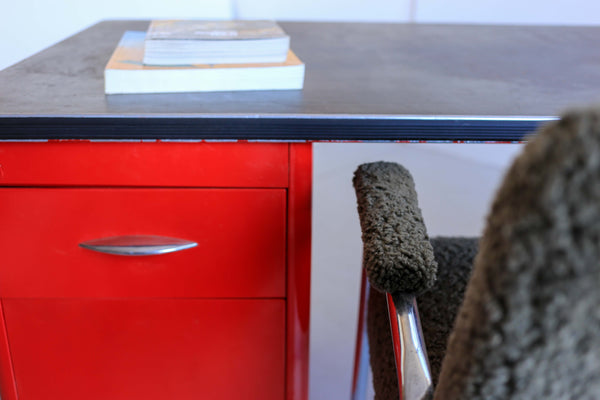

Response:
(287, 143), (312, 400)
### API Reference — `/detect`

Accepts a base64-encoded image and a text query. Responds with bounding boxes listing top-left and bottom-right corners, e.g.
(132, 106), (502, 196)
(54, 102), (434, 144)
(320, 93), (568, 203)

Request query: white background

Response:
(2, 1), (599, 399)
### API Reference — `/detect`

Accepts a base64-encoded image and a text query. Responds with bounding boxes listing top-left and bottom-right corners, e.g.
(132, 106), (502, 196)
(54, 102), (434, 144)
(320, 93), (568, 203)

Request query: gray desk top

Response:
(1, 20), (599, 141)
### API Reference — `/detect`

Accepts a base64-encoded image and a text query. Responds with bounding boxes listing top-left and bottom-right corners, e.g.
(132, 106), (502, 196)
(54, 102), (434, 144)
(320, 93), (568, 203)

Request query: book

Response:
(143, 20), (290, 65)
(104, 31), (305, 94)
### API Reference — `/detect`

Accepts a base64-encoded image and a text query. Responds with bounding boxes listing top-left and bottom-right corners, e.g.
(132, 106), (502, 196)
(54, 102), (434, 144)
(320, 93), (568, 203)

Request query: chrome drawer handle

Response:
(79, 235), (197, 256)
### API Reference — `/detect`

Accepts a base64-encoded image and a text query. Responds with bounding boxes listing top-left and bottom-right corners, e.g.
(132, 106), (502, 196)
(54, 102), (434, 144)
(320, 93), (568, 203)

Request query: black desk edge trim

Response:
(0, 117), (551, 142)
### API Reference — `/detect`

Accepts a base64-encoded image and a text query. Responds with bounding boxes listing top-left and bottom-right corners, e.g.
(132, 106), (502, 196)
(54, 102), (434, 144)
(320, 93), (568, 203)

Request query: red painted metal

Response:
(286, 143), (312, 400)
(0, 141), (289, 188)
(3, 298), (286, 400)
(0, 141), (313, 400)
(0, 188), (286, 298)
(0, 302), (18, 400)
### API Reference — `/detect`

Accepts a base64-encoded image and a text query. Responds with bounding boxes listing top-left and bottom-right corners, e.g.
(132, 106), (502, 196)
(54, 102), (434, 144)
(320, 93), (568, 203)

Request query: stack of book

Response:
(104, 20), (305, 94)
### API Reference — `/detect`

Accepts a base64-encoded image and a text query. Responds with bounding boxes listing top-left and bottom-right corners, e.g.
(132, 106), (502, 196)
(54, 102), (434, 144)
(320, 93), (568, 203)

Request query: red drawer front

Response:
(3, 298), (285, 400)
(0, 188), (286, 298)
(0, 142), (288, 187)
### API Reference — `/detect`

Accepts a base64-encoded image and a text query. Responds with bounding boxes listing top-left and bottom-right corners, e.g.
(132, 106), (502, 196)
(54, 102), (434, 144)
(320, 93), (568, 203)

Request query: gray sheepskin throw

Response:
(353, 162), (437, 295)
(435, 108), (600, 399)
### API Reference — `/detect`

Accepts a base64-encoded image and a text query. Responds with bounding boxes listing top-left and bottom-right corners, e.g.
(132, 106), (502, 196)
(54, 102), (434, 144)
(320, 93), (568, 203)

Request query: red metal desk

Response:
(0, 20), (599, 400)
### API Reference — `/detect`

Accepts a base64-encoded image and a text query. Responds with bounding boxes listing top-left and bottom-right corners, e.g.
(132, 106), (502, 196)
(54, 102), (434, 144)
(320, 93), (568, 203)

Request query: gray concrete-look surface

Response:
(2, 21), (600, 140)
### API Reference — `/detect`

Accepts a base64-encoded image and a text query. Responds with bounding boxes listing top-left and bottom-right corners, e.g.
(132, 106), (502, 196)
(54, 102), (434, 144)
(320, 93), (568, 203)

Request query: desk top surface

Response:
(1, 20), (600, 141)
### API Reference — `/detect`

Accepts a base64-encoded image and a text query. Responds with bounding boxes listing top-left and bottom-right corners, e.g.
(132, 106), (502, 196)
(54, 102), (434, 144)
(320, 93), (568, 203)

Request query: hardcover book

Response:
(143, 20), (291, 65)
(104, 31), (305, 94)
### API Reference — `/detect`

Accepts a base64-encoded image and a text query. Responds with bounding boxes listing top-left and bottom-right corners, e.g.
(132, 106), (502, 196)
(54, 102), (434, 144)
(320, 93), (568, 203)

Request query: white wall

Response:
(2, 2), (598, 400)
(0, 0), (232, 72)
(233, 0), (411, 22)
(415, 0), (600, 25)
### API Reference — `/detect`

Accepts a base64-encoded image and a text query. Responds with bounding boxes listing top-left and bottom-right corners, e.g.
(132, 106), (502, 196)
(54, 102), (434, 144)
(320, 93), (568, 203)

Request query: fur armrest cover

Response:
(353, 162), (437, 295)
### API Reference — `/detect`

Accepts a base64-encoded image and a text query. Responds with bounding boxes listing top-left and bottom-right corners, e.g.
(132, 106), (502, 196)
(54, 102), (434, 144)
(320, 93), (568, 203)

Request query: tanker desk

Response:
(0, 20), (599, 400)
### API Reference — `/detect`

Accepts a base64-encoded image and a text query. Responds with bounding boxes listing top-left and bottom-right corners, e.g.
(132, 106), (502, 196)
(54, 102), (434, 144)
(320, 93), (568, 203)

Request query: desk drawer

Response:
(0, 142), (289, 187)
(0, 188), (286, 298)
(3, 298), (285, 400)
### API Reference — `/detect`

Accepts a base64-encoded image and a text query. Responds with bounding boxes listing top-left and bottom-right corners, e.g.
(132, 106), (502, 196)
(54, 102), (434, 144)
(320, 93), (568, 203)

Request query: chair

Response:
(352, 107), (600, 399)
(351, 163), (478, 400)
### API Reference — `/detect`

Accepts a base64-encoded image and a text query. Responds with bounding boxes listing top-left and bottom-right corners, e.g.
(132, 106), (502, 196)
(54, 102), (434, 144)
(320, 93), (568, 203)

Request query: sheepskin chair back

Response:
(435, 109), (600, 399)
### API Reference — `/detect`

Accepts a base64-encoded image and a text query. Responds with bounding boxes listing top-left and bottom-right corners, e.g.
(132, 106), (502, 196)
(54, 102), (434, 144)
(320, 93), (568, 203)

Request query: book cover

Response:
(146, 20), (288, 41)
(105, 31), (305, 94)
(143, 20), (291, 65)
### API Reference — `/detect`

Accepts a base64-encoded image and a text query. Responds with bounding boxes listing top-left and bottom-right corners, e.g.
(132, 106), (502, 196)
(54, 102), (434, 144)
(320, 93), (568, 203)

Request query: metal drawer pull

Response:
(79, 235), (197, 256)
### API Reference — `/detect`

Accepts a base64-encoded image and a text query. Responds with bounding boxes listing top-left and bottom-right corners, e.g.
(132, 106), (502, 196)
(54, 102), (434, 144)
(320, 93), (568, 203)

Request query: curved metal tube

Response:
(387, 293), (433, 400)
(79, 235), (197, 256)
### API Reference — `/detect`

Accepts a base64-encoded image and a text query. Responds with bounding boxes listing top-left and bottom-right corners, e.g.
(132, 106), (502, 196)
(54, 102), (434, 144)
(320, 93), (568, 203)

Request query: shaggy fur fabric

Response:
(366, 237), (478, 400)
(353, 162), (437, 295)
(422, 237), (478, 386)
(435, 108), (600, 399)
